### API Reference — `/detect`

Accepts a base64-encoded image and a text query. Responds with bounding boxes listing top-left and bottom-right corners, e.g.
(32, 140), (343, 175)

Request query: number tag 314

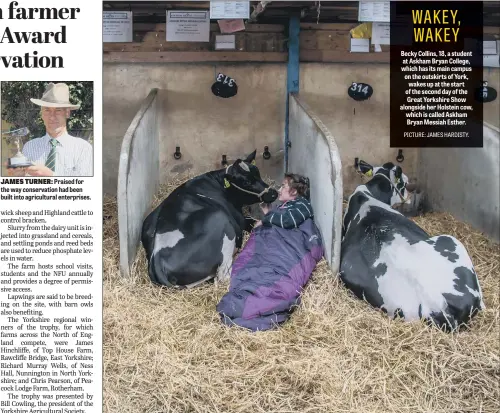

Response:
(348, 82), (373, 101)
(474, 81), (497, 103)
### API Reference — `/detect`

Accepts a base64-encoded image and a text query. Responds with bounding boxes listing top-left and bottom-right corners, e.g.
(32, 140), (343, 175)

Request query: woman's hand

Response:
(260, 203), (270, 215)
(253, 220), (262, 228)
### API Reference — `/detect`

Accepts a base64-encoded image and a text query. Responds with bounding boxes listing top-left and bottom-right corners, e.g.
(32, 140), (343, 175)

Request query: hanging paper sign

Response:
(103, 11), (133, 42)
(217, 19), (245, 34)
(474, 82), (497, 103)
(372, 22), (390, 45)
(166, 10), (210, 42)
(215, 34), (236, 50)
(210, 1), (250, 19)
(211, 73), (238, 98)
(348, 82), (373, 101)
(358, 0), (390, 22)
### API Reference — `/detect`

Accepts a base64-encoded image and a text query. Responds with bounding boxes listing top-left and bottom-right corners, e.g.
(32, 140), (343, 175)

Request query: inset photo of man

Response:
(1, 81), (94, 177)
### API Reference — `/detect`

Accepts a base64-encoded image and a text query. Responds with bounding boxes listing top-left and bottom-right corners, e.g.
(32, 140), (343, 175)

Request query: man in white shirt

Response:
(7, 82), (93, 177)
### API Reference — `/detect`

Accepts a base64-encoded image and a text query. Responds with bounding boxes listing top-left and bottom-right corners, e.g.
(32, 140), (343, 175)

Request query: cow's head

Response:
(356, 160), (417, 207)
(224, 150), (278, 204)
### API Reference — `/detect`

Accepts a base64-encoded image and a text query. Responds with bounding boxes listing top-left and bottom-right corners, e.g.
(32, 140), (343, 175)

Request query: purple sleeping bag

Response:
(216, 218), (324, 331)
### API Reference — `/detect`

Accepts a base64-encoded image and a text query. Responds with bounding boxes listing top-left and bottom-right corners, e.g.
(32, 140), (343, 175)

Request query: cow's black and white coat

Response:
(141, 151), (278, 288)
(340, 160), (484, 331)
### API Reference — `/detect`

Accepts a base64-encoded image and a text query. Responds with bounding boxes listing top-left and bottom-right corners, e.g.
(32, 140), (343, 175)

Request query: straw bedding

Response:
(103, 173), (499, 413)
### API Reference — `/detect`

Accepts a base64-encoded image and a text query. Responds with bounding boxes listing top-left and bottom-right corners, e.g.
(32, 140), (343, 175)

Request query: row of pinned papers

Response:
(349, 22), (390, 53)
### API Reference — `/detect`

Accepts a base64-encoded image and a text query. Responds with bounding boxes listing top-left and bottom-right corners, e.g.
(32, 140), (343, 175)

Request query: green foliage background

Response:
(1, 81), (94, 144)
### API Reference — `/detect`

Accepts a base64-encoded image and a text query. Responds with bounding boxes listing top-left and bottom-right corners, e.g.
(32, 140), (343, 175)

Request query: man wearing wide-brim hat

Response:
(8, 82), (93, 177)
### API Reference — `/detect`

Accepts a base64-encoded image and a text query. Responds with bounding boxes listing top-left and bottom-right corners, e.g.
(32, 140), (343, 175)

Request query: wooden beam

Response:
(104, 2), (211, 12)
(103, 50), (390, 63)
(484, 26), (500, 36)
(102, 50), (391, 64)
(227, 23), (285, 33)
(300, 23), (356, 31)
(104, 33), (286, 53)
(300, 29), (350, 51)
(103, 51), (288, 63)
(131, 22), (358, 36)
(104, 42), (211, 53)
(133, 23), (285, 33)
(300, 50), (390, 63)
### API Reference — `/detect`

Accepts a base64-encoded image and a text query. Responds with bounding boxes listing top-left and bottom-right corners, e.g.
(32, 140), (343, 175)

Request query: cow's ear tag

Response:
(365, 169), (373, 177)
(251, 160), (256, 165)
(224, 178), (231, 188)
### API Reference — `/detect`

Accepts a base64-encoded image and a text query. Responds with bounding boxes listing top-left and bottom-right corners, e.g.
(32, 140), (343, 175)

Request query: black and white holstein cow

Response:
(340, 160), (484, 331)
(141, 150), (278, 288)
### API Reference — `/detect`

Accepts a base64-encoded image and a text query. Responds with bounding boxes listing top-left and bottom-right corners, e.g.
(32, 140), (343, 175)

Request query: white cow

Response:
(340, 160), (484, 331)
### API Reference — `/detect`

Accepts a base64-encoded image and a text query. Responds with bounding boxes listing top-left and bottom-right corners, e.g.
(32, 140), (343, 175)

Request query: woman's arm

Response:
(261, 199), (313, 229)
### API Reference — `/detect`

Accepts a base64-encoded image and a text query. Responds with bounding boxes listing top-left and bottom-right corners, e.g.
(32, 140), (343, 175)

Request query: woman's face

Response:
(278, 179), (297, 202)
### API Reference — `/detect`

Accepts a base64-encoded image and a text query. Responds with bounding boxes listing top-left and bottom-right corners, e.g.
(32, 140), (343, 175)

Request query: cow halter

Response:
(376, 172), (411, 203)
(224, 165), (273, 201)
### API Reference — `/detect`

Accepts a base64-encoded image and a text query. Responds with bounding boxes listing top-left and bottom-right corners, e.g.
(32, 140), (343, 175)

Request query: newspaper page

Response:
(1, 1), (499, 413)
(0, 1), (102, 413)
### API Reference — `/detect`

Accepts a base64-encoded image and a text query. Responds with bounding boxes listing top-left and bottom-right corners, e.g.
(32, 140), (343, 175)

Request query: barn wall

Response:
(103, 65), (500, 196)
(418, 123), (500, 242)
(482, 67), (500, 129)
(299, 65), (500, 197)
(103, 63), (286, 195)
(103, 62), (409, 196)
(155, 64), (287, 187)
(417, 67), (500, 242)
(288, 94), (342, 273)
(300, 63), (420, 196)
